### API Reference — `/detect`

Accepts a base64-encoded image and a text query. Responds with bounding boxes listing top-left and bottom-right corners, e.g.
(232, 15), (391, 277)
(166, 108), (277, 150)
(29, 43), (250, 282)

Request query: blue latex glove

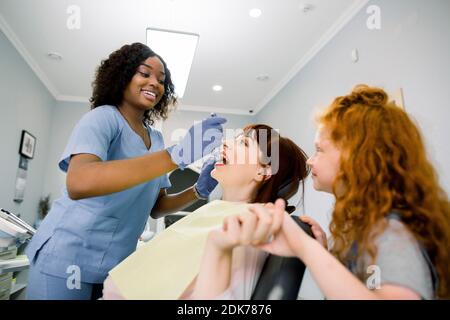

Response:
(166, 116), (227, 169)
(195, 158), (219, 199)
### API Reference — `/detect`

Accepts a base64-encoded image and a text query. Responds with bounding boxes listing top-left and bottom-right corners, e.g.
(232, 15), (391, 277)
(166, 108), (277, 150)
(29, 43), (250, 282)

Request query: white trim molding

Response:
(176, 104), (254, 116)
(56, 95), (90, 103)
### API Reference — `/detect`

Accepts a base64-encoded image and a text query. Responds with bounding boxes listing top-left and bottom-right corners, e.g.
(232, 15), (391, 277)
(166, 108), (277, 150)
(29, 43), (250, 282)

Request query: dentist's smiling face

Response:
(122, 56), (166, 111)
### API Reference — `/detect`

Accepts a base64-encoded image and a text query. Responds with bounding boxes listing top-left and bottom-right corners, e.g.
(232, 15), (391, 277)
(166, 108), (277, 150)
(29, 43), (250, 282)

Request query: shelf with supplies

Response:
(0, 247), (30, 300)
(0, 208), (34, 300)
(0, 253), (29, 273)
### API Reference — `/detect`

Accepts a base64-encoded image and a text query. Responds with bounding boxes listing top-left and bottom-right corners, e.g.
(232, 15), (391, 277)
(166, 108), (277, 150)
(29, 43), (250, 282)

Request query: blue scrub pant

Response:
(27, 250), (103, 300)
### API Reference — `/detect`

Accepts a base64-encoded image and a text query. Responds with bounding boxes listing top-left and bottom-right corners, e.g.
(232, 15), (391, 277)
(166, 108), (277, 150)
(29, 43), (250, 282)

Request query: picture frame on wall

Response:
(19, 130), (36, 159)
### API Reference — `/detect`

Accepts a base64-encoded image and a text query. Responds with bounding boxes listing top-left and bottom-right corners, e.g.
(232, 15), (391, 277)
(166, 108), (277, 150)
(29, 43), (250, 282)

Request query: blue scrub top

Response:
(26, 105), (172, 283)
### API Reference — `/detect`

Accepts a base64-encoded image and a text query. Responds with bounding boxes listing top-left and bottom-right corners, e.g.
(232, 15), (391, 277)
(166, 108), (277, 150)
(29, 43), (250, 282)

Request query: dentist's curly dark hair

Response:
(90, 42), (177, 125)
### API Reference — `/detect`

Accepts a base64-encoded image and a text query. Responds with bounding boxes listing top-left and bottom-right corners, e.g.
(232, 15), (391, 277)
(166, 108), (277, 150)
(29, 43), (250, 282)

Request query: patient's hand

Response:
(256, 199), (312, 258)
(208, 215), (242, 252)
(194, 203), (284, 300)
(207, 202), (284, 253)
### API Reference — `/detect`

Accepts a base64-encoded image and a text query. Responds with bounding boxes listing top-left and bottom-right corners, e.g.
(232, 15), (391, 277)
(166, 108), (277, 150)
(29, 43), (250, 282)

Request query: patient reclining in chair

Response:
(102, 124), (310, 299)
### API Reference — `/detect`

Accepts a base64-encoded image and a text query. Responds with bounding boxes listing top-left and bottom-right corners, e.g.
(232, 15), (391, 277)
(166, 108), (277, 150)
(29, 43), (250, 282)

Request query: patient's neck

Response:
(221, 184), (257, 203)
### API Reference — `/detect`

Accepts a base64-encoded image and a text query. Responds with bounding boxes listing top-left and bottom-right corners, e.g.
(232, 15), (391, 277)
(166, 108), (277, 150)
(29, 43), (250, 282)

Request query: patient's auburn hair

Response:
(318, 84), (450, 298)
(242, 124), (310, 205)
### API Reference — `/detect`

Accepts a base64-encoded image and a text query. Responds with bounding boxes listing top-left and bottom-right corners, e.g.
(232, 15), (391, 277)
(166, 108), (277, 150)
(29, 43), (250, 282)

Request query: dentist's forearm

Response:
(67, 150), (177, 200)
(151, 187), (199, 218)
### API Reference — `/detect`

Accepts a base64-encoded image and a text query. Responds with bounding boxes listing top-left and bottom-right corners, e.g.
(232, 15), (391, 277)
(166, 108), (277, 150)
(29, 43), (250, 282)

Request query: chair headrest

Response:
(276, 179), (299, 201)
(276, 179), (299, 214)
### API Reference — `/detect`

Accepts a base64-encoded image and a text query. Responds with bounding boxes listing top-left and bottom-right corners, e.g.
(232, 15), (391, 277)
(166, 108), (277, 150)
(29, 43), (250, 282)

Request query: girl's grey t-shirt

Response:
(348, 218), (435, 300)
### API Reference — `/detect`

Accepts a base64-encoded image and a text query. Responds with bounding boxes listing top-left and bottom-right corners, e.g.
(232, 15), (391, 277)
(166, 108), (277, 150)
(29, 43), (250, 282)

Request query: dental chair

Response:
(164, 167), (207, 228)
(165, 170), (313, 300)
(251, 179), (313, 300)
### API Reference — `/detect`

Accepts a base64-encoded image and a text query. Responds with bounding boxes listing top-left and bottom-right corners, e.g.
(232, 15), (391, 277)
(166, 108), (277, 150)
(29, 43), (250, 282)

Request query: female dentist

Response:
(25, 43), (226, 300)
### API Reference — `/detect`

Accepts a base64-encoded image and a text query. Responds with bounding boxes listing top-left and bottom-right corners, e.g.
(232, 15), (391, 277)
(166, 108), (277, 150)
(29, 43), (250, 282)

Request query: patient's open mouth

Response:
(215, 152), (228, 166)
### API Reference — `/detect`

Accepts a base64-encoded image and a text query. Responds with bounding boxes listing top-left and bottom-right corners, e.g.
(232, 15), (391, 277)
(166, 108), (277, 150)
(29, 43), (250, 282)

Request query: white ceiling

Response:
(0, 0), (368, 115)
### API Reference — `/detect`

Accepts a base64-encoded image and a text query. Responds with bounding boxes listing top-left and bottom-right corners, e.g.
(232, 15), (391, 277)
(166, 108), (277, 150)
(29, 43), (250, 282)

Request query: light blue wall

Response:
(0, 29), (55, 225)
(42, 100), (90, 201)
(256, 0), (450, 298)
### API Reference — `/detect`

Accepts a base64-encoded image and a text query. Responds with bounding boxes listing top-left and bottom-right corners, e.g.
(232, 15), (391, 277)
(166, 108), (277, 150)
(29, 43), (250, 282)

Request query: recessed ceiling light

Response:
(299, 3), (314, 13)
(212, 85), (223, 92)
(249, 8), (262, 18)
(256, 74), (270, 81)
(47, 52), (63, 60)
